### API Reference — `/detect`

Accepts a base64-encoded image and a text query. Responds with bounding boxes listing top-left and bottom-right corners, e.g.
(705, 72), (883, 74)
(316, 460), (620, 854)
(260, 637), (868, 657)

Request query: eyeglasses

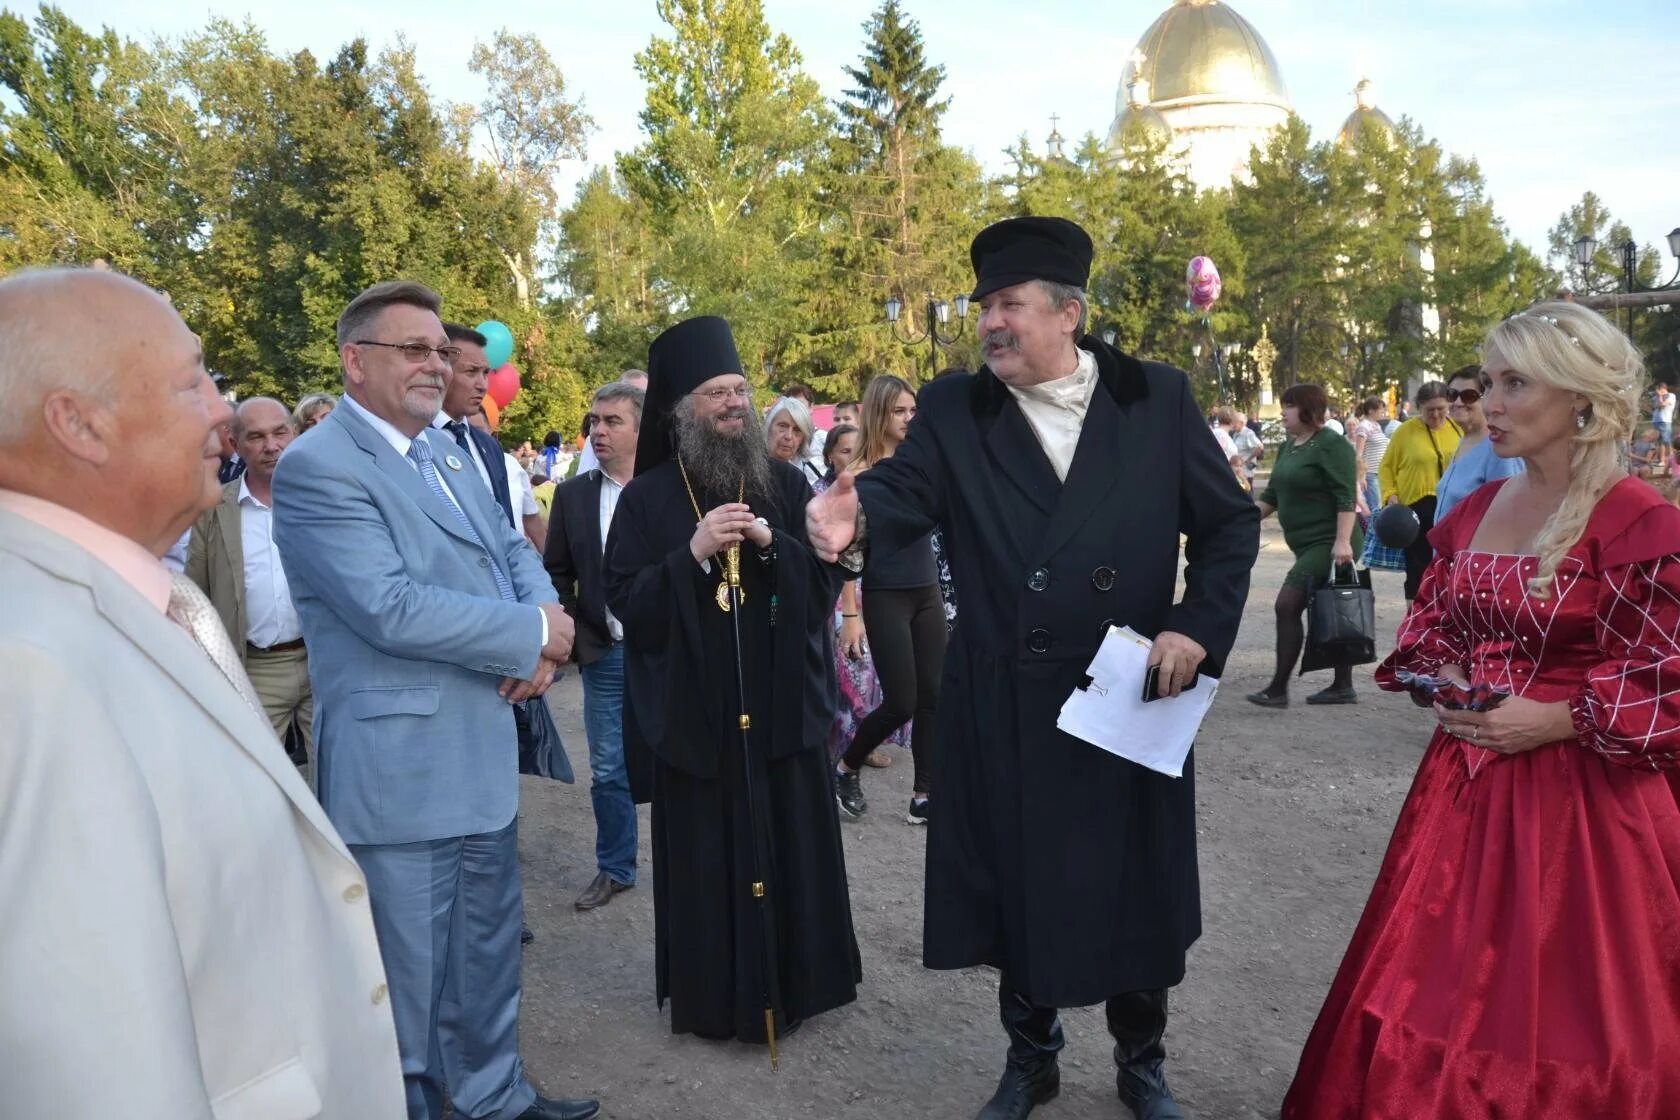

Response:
(355, 340), (463, 364)
(690, 385), (751, 404)
(1447, 388), (1482, 405)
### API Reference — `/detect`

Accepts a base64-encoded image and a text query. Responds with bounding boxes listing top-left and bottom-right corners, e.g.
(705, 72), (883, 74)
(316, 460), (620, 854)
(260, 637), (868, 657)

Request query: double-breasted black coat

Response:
(855, 337), (1259, 1008)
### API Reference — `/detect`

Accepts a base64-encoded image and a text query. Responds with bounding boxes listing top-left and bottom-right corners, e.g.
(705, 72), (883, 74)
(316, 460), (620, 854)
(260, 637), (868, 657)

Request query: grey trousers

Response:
(352, 818), (535, 1120)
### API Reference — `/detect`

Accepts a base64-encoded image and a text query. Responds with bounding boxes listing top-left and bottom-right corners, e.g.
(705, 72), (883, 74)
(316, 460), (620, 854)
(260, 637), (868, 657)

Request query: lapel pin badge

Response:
(444, 454), (464, 472)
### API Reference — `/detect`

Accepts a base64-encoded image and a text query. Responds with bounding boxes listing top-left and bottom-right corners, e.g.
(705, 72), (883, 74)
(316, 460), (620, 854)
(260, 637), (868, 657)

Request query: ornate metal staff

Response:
(722, 541), (782, 1071)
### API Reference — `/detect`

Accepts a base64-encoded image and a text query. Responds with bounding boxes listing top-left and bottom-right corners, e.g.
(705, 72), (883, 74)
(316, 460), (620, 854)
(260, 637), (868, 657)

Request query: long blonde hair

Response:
(1483, 300), (1643, 597)
(851, 373), (915, 473)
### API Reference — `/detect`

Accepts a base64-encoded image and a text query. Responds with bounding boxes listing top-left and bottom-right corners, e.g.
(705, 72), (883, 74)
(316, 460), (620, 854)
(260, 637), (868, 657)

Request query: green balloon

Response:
(476, 320), (514, 368)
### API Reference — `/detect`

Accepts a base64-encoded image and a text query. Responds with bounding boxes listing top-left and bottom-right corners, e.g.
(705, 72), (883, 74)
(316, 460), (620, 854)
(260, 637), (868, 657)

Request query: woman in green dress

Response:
(1248, 383), (1365, 707)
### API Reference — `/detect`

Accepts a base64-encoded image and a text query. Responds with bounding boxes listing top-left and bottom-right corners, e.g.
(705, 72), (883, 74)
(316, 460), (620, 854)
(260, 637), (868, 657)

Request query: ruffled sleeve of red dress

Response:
(1570, 478), (1680, 770)
(1374, 480), (1504, 691)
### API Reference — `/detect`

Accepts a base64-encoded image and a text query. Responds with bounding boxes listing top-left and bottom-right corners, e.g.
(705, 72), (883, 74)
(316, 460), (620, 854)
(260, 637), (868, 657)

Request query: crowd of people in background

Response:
(6, 240), (1678, 1120)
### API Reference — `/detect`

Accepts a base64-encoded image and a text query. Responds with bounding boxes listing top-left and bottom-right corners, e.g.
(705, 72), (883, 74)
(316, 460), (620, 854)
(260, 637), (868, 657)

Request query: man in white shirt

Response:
(542, 382), (643, 911)
(186, 396), (314, 776)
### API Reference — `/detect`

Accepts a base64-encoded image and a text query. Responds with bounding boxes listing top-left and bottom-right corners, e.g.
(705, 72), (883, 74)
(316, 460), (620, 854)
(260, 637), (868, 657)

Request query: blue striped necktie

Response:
(407, 437), (516, 602)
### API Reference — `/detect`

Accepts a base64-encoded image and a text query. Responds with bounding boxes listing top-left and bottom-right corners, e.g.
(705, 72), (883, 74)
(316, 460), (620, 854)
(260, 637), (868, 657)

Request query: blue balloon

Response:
(476, 320), (514, 369)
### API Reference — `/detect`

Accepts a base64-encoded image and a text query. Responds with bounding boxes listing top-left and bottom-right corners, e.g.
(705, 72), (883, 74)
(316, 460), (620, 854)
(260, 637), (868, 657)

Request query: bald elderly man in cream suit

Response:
(0, 268), (404, 1119)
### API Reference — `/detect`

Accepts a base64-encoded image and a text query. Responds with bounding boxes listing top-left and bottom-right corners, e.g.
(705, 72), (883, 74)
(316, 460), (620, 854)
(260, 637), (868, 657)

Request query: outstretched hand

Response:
(807, 471), (859, 563)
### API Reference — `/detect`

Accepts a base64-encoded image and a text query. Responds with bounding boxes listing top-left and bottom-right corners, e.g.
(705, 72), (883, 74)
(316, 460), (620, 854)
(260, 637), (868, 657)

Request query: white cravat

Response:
(1006, 347), (1099, 482)
(168, 572), (264, 716)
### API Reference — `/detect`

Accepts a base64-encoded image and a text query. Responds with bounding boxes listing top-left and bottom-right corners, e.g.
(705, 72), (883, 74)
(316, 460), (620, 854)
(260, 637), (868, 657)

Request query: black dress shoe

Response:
(1245, 689), (1288, 709)
(976, 1059), (1059, 1120)
(521, 925), (535, 945)
(1305, 684), (1358, 705)
(574, 870), (634, 911)
(1118, 1060), (1185, 1120)
(516, 1095), (601, 1120)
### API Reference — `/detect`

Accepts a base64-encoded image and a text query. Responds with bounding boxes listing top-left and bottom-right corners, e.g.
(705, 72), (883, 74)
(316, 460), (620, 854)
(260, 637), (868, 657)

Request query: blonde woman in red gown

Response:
(1283, 301), (1680, 1119)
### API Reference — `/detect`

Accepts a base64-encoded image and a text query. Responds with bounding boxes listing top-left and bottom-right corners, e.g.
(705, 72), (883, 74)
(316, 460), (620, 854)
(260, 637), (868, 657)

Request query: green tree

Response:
(465, 29), (594, 308)
(617, 0), (832, 383)
(1228, 117), (1348, 395)
(794, 0), (981, 394)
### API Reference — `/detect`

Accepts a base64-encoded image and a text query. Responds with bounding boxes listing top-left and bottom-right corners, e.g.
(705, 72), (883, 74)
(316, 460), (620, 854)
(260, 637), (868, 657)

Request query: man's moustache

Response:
(984, 332), (1018, 351)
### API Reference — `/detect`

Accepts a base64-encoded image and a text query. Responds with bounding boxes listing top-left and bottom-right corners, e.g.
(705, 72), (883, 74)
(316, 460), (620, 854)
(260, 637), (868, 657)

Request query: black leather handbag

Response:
(1300, 563), (1377, 673)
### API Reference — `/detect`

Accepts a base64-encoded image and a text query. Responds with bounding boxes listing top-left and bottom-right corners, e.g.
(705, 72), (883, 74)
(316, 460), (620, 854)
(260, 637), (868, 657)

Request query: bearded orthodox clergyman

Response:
(602, 315), (861, 1045)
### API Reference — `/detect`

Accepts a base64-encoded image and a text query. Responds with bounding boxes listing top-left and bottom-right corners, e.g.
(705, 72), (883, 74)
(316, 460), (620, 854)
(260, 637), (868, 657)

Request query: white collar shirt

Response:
(432, 411), (495, 494)
(1004, 346), (1099, 482)
(598, 471), (627, 641)
(341, 394), (460, 507)
(237, 477), (303, 648)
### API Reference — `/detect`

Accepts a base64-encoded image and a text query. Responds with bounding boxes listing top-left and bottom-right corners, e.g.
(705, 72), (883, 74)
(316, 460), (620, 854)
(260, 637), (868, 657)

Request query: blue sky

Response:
(57, 0), (1680, 269)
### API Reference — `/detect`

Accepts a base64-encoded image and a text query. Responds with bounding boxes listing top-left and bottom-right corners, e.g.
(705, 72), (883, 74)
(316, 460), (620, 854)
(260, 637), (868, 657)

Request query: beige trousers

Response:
(244, 643), (314, 791)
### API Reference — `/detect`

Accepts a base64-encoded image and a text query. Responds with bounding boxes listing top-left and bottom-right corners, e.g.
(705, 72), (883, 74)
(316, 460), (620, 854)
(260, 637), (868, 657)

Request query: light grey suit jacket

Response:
(0, 508), (404, 1118)
(272, 402), (558, 846)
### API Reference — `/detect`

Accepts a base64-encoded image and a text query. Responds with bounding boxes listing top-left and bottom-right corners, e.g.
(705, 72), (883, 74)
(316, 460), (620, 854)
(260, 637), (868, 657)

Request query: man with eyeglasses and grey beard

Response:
(272, 281), (598, 1120)
(602, 315), (860, 1053)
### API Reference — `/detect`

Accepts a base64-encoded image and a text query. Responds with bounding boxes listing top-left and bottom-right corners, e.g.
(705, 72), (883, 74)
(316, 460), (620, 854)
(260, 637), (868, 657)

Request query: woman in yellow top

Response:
(1378, 381), (1461, 600)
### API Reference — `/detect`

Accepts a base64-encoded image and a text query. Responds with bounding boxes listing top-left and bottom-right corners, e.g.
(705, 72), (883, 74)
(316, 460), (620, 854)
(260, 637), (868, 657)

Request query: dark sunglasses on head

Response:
(1447, 388), (1482, 405)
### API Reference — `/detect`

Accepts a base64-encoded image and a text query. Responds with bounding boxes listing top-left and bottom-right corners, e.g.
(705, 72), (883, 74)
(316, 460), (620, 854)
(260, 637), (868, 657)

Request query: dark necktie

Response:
(444, 420), (472, 455)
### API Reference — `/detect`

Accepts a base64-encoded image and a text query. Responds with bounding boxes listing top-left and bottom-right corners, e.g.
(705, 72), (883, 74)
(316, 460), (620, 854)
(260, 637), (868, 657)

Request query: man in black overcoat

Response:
(808, 217), (1259, 1120)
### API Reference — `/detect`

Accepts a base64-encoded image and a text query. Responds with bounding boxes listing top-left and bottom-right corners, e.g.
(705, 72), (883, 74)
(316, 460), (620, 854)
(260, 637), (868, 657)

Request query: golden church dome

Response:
(1116, 0), (1291, 115)
(1337, 77), (1397, 146)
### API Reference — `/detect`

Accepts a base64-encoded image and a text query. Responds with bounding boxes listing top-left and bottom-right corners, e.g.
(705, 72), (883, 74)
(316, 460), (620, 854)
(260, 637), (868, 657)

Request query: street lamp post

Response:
(1573, 228), (1680, 336)
(885, 291), (970, 381)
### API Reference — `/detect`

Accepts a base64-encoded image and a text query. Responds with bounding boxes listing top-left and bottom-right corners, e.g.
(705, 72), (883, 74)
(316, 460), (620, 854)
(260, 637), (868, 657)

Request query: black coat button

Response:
(1027, 628), (1051, 654)
(1027, 567), (1050, 592)
(1092, 566), (1116, 592)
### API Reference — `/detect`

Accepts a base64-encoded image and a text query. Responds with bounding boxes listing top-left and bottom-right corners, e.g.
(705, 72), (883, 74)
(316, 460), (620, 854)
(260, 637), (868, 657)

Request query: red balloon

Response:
(486, 362), (521, 408)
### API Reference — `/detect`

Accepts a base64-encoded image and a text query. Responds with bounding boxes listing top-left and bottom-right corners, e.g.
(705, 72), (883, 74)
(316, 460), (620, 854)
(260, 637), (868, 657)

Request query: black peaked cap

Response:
(969, 216), (1094, 301)
(637, 315), (745, 475)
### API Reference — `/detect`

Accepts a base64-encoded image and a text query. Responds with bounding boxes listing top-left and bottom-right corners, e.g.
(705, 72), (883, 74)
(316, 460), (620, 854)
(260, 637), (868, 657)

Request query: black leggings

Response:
(1402, 495), (1438, 600)
(1261, 585), (1353, 697)
(842, 583), (946, 795)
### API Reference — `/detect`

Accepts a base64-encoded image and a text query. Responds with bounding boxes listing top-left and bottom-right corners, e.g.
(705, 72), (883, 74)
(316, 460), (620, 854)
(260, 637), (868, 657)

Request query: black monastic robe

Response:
(603, 457), (860, 1041)
(856, 337), (1260, 1008)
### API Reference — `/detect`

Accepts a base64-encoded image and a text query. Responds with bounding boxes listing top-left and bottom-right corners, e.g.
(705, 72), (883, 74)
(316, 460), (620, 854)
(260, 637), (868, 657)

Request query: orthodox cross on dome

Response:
(1046, 115), (1067, 160)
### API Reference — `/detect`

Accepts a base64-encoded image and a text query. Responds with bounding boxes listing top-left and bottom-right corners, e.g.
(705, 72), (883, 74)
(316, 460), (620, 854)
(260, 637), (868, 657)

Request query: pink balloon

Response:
(486, 362), (521, 408)
(1186, 256), (1222, 312)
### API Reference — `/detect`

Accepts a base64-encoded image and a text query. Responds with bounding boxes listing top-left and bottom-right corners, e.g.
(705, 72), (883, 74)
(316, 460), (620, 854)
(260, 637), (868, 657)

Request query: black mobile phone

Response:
(1142, 666), (1196, 703)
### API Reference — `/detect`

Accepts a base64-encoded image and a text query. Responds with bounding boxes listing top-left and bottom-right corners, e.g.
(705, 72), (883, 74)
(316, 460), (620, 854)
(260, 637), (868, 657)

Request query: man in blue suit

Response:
(273, 280), (599, 1120)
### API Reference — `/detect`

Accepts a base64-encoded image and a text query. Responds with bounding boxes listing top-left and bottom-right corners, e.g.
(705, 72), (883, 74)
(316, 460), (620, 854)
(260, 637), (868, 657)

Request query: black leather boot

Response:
(1108, 988), (1186, 1120)
(977, 978), (1063, 1120)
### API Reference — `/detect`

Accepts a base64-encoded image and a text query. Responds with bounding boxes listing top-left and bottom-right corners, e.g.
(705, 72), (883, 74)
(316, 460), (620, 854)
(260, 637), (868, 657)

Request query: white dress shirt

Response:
(508, 454), (540, 517)
(340, 395), (546, 642)
(598, 471), (626, 641)
(1006, 346), (1099, 482)
(431, 411), (495, 494)
(238, 478), (303, 648)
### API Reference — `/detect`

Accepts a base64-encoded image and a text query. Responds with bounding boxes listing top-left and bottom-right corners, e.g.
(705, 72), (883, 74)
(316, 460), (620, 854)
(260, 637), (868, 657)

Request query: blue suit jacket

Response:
(273, 402), (558, 846)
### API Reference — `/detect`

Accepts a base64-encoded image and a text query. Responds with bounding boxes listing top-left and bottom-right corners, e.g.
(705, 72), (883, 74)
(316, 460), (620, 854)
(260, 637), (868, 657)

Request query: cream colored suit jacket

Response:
(0, 509), (404, 1120)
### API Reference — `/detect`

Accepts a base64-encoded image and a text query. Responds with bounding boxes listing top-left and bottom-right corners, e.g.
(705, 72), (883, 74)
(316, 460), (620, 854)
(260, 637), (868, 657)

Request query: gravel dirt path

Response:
(514, 519), (1426, 1119)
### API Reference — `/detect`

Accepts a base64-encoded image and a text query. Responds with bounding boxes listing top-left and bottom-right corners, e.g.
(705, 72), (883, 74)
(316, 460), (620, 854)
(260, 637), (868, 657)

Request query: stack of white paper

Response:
(1055, 626), (1219, 778)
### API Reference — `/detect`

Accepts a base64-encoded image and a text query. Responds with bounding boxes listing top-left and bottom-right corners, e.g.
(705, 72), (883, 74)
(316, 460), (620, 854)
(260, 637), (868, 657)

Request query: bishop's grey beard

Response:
(673, 399), (777, 504)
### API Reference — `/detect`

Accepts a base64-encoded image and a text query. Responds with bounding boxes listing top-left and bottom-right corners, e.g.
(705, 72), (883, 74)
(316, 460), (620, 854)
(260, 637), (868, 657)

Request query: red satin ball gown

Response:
(1283, 477), (1680, 1119)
